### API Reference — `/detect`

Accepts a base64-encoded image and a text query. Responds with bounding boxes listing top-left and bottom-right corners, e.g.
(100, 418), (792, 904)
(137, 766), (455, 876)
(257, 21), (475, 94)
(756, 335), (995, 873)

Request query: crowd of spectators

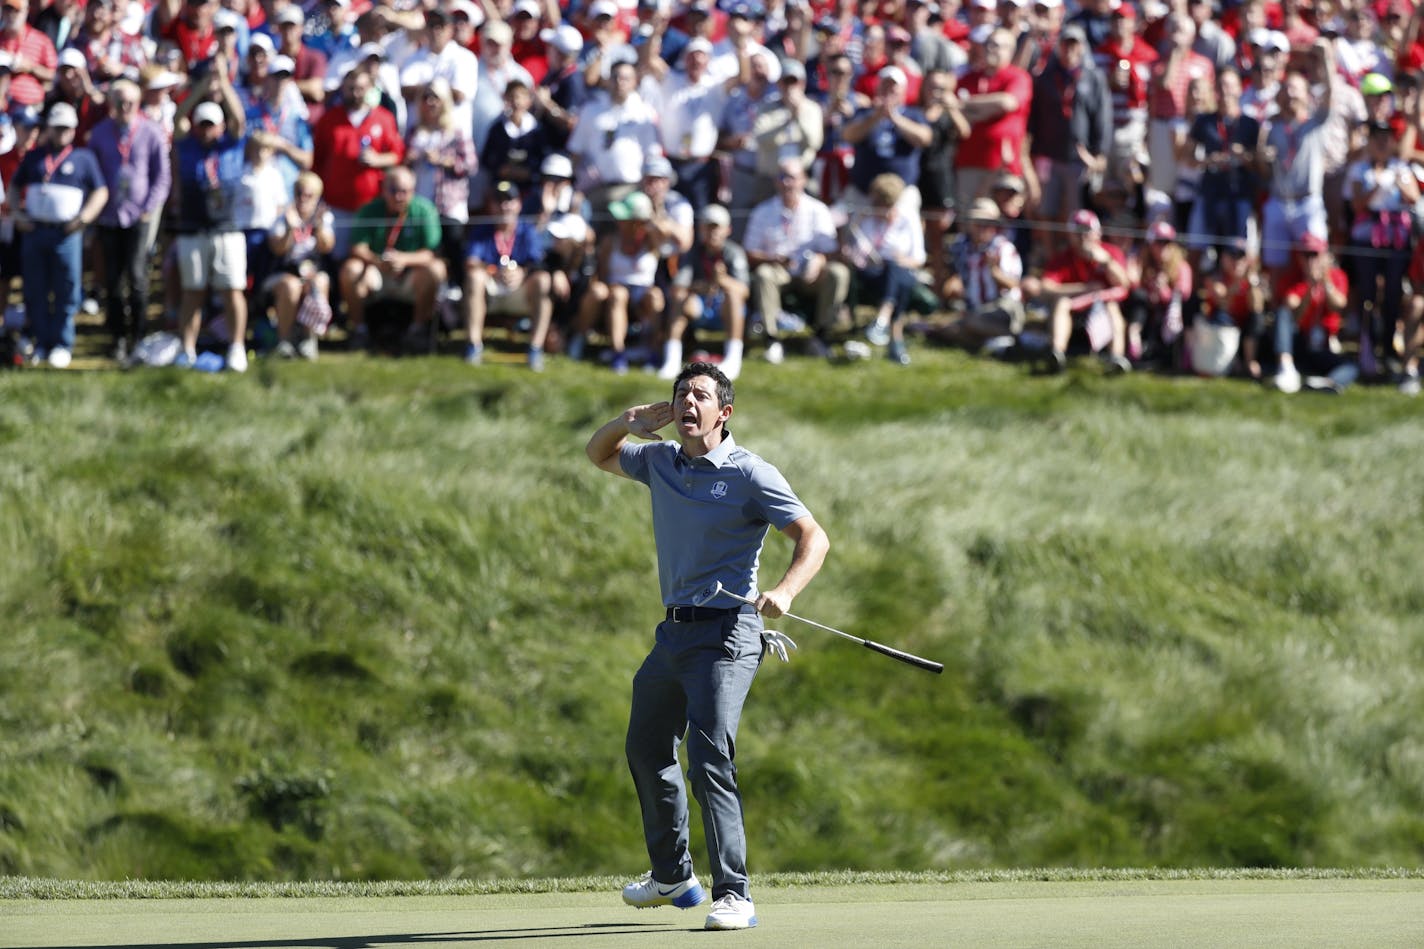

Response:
(2, 0), (1424, 392)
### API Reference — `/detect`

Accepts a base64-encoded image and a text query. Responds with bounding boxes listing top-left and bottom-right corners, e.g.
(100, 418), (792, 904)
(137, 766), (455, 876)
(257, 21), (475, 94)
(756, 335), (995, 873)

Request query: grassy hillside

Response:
(0, 352), (1421, 882)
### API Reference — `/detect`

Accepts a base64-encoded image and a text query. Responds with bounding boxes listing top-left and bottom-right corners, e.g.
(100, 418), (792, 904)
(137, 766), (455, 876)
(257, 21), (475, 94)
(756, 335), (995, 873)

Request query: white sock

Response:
(662, 338), (683, 369)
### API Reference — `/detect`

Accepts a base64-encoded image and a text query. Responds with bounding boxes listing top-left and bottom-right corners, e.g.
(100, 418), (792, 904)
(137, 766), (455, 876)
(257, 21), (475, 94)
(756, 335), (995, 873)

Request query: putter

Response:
(695, 581), (944, 675)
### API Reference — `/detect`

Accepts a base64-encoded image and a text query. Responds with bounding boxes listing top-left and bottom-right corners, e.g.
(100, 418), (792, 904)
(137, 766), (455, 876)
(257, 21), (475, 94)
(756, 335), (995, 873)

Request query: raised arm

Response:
(586, 402), (675, 477)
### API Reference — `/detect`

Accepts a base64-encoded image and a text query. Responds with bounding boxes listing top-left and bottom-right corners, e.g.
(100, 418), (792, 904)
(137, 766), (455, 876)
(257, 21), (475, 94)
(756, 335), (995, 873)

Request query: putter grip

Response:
(864, 640), (944, 674)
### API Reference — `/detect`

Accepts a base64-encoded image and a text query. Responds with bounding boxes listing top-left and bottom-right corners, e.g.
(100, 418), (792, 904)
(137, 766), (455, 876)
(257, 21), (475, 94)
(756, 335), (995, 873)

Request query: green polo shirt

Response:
(350, 194), (442, 255)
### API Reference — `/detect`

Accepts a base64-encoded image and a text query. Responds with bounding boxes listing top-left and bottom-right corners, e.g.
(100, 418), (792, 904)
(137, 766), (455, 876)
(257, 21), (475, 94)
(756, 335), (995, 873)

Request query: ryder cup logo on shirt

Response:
(710, 481), (728, 499)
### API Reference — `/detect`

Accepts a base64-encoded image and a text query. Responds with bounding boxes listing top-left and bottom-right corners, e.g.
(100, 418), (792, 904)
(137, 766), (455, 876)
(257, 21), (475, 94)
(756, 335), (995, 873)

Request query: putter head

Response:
(693, 581), (724, 607)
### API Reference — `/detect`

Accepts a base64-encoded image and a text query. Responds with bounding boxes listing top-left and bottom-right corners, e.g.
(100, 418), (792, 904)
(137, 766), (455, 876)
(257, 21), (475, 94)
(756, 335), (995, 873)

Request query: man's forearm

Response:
(768, 518), (829, 602)
(586, 415), (631, 469)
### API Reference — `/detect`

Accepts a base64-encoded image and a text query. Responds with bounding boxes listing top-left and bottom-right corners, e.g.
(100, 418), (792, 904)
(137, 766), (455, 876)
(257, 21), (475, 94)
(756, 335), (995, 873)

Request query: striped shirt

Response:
(0, 26), (57, 107)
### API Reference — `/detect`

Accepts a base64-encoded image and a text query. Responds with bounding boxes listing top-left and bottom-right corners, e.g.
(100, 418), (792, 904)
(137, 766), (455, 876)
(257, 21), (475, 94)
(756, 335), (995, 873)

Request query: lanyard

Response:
(42, 146), (73, 184)
(493, 227), (516, 264)
(384, 206), (408, 253)
(116, 123), (137, 164)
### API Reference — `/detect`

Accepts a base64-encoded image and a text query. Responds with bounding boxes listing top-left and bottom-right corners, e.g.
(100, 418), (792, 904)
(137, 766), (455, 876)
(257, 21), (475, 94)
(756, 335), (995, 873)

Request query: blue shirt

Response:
(620, 432), (811, 607)
(849, 106), (926, 192)
(173, 132), (248, 233)
(13, 144), (106, 224)
(465, 219), (545, 267)
(245, 99), (313, 194)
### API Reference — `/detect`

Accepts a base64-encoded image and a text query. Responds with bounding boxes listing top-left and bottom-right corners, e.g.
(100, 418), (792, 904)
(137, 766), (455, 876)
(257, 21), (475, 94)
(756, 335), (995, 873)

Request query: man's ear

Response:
(720, 402), (734, 424)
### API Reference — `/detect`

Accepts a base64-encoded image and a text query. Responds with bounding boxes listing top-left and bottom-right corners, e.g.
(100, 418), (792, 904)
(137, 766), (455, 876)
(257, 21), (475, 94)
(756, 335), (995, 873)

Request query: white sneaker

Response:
(621, 871), (707, 909)
(720, 355), (741, 380)
(704, 894), (757, 930)
(1271, 364), (1301, 394)
(764, 341), (784, 365)
(47, 347), (72, 369)
(297, 337), (319, 361)
(1400, 369), (1421, 397)
(865, 316), (891, 346)
(656, 360), (680, 380)
(226, 343), (248, 373)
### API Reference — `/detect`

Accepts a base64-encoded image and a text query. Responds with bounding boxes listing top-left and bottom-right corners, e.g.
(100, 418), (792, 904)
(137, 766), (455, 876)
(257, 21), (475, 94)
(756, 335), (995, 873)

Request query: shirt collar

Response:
(679, 430), (737, 468)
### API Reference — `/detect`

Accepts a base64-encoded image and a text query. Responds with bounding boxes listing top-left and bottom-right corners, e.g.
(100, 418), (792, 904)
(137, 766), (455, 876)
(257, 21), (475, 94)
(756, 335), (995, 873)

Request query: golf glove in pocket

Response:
(762, 630), (798, 663)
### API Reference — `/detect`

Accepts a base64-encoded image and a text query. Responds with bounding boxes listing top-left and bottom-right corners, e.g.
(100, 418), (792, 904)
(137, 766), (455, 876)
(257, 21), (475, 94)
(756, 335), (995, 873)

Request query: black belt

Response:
(666, 605), (741, 623)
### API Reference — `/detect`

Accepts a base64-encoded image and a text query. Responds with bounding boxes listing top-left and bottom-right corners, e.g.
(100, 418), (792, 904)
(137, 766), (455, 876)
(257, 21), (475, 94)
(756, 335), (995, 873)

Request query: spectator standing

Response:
(89, 79), (171, 362)
(0, 0), (57, 110)
(747, 59), (823, 211)
(533, 23), (588, 153)
(1027, 24), (1112, 248)
(567, 57), (660, 230)
(1146, 15), (1214, 212)
(469, 20), (534, 180)
(33, 0), (83, 52)
(840, 64), (932, 220)
(408, 77), (478, 286)
(155, 0), (218, 72)
(1240, 29), (1288, 123)
(1258, 40), (1336, 284)
(482, 78), (549, 196)
(743, 157), (849, 362)
(338, 164), (446, 352)
(1064, 0), (1114, 51)
(1095, 4), (1154, 185)
(718, 48), (776, 236)
(6, 103), (107, 369)
(273, 6), (327, 123)
(650, 35), (730, 212)
(46, 48), (105, 143)
(244, 54), (312, 195)
(171, 72), (250, 371)
(462, 179), (553, 369)
(311, 66), (403, 258)
(1189, 0), (1237, 72)
(955, 27), (1033, 211)
(70, 0), (149, 87)
(919, 68), (969, 293)
(403, 8), (479, 140)
(1185, 67), (1261, 261)
(812, 51), (864, 206)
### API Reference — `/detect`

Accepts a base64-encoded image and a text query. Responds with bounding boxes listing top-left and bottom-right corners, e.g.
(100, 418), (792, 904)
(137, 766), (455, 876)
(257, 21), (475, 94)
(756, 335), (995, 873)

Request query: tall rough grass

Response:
(0, 355), (1421, 881)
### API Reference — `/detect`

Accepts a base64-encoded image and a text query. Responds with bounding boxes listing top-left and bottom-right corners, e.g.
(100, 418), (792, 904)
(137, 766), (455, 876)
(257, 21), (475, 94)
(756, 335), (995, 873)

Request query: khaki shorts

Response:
(486, 282), (532, 317)
(177, 232), (247, 292)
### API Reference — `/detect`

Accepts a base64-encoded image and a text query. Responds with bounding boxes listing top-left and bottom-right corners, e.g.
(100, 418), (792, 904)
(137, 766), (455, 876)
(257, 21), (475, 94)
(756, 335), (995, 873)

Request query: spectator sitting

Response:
(461, 179), (553, 370)
(658, 202), (749, 380)
(265, 171), (335, 360)
(1270, 233), (1356, 394)
(337, 164), (447, 352)
(530, 151), (588, 339)
(1022, 208), (1131, 374)
(1199, 242), (1266, 379)
(1401, 240), (1424, 395)
(936, 196), (1025, 354)
(1125, 220), (1194, 367)
(842, 172), (925, 366)
(569, 190), (661, 375)
(6, 102), (107, 369)
(743, 157), (850, 363)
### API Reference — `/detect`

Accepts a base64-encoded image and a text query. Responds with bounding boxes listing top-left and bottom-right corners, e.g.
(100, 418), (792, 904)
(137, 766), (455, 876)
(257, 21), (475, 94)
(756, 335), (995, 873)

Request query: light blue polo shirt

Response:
(620, 431), (811, 608)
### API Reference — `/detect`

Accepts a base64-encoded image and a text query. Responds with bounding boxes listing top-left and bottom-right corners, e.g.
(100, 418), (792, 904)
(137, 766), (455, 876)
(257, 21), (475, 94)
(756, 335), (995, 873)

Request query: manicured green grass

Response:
(0, 351), (1421, 882)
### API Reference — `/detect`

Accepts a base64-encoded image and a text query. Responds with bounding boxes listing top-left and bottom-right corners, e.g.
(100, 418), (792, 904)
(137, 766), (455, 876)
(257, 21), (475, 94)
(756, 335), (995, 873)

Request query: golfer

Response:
(586, 361), (829, 931)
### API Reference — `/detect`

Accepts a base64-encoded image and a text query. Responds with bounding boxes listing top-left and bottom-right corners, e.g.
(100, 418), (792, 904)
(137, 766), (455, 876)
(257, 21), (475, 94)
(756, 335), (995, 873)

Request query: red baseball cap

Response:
(1069, 209), (1101, 234)
(1299, 233), (1328, 254)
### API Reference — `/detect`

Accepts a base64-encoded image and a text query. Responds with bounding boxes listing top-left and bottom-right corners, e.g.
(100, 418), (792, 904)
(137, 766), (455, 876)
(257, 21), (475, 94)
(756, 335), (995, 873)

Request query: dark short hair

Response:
(673, 362), (734, 415)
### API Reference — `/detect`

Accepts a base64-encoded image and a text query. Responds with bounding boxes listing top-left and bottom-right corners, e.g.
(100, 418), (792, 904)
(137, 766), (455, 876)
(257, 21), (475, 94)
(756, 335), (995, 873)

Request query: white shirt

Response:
(743, 194), (839, 261)
(654, 70), (728, 160)
(845, 208), (926, 270)
(401, 41), (479, 136)
(232, 162), (289, 231)
(567, 92), (661, 188)
(953, 232), (1022, 309)
(708, 39), (780, 85)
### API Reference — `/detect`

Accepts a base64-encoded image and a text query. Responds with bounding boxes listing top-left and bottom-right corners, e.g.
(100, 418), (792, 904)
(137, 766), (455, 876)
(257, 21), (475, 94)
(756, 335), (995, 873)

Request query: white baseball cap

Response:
(269, 54), (296, 75)
(276, 5), (304, 26)
(249, 32), (275, 54)
(450, 0), (485, 24)
(513, 0), (541, 16)
(46, 102), (79, 128)
(193, 101), (225, 125)
(57, 47), (86, 70)
(540, 152), (574, 178)
(540, 23), (583, 55)
(878, 65), (908, 86)
(684, 37), (713, 55)
(589, 0), (619, 18)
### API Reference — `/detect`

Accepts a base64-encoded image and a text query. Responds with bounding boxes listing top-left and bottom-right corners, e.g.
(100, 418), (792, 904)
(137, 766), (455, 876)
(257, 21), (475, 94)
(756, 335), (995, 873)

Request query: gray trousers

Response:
(626, 609), (763, 901)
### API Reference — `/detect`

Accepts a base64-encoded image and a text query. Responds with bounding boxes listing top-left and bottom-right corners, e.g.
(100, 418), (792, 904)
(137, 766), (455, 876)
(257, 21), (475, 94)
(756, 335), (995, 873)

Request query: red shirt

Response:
(1042, 241), (1128, 288)
(955, 65), (1033, 174)
(1284, 266), (1348, 335)
(312, 103), (405, 212)
(159, 17), (217, 70)
(0, 26), (57, 107)
(512, 36), (550, 85)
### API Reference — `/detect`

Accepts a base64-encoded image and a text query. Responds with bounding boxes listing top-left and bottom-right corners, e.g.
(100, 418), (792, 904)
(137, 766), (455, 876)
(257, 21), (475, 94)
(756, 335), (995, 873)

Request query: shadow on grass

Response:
(18, 922), (687, 949)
